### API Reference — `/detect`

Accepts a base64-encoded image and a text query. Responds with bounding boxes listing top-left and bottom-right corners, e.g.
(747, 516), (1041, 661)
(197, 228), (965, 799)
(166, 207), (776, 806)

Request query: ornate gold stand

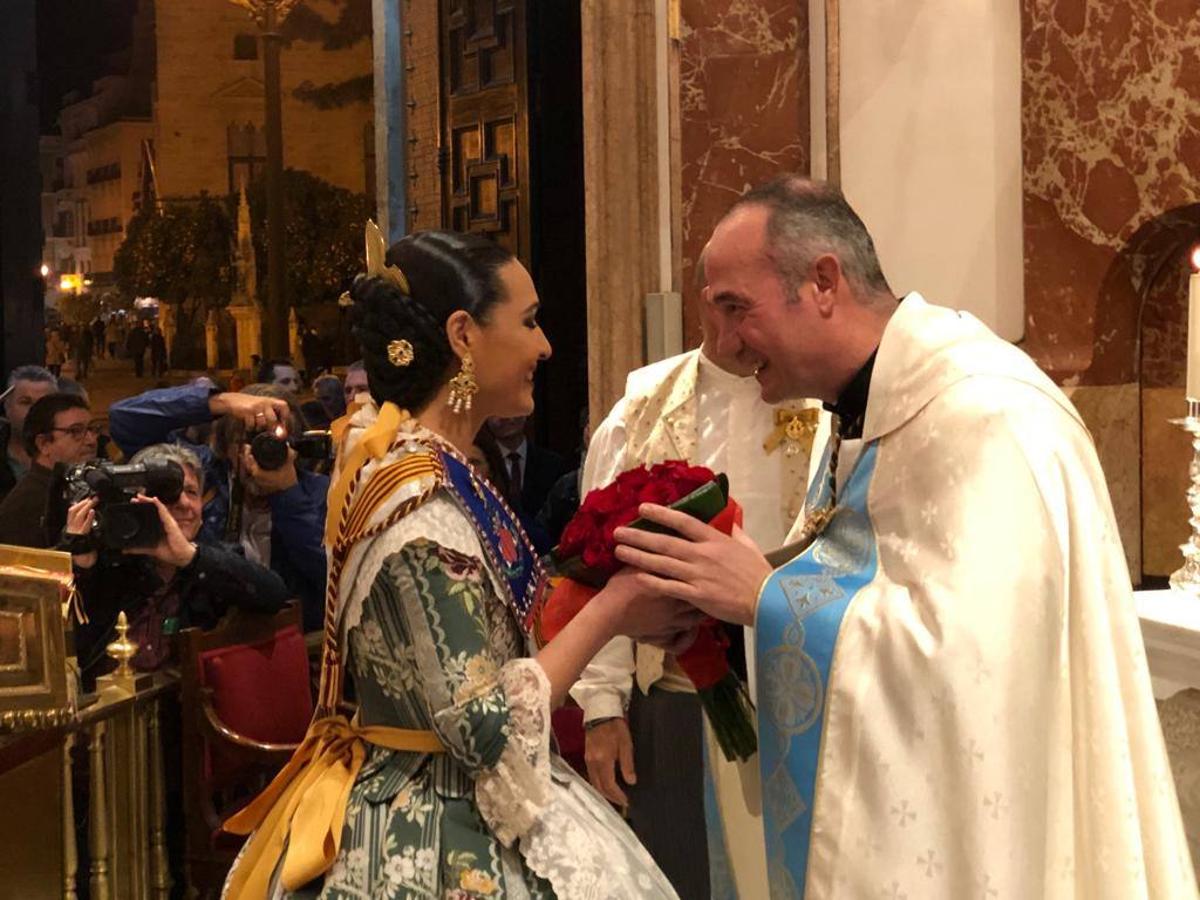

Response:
(1170, 400), (1200, 594)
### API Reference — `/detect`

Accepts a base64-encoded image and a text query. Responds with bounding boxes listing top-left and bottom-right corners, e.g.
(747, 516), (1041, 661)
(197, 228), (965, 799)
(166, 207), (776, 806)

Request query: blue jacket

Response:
(109, 385), (329, 630)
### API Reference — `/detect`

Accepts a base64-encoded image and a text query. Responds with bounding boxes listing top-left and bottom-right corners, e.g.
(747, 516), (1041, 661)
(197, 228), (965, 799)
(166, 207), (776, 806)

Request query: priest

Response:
(614, 176), (1196, 898)
(573, 260), (826, 899)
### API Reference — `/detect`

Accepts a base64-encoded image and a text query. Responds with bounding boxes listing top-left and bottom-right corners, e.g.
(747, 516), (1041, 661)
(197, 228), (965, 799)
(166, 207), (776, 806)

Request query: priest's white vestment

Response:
(758, 294), (1196, 898)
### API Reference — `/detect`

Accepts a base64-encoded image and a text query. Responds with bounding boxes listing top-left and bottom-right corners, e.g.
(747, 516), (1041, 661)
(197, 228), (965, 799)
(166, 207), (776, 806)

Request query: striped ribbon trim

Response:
(341, 453), (441, 544)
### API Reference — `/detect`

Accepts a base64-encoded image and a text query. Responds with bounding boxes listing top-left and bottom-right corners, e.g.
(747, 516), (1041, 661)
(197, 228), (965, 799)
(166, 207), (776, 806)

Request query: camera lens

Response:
(250, 431), (289, 471)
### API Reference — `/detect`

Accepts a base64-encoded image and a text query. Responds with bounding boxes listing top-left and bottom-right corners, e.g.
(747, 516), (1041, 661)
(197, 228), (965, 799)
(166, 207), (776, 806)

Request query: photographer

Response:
(109, 382), (328, 630)
(0, 392), (97, 547)
(67, 443), (288, 687)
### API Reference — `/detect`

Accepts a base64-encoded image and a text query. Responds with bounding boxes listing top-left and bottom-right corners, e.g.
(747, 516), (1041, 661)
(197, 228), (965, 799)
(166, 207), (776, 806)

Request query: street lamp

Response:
(227, 0), (300, 358)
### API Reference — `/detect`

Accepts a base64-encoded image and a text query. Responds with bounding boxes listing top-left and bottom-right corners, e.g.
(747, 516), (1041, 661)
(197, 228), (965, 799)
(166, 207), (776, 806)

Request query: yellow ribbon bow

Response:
(763, 407), (820, 456)
(324, 401), (408, 546)
(222, 716), (443, 897)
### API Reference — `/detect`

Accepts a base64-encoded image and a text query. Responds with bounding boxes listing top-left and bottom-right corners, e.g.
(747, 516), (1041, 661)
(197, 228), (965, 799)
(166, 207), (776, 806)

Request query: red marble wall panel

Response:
(1022, 0), (1200, 384)
(679, 0), (809, 347)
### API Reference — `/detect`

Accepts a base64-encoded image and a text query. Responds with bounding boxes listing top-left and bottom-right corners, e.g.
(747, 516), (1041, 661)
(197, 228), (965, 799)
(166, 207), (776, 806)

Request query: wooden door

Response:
(440, 0), (530, 264)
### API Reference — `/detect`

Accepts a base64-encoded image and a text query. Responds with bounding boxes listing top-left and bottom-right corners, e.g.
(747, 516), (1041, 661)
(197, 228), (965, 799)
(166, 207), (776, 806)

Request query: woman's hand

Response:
(600, 567), (708, 644)
(125, 494), (197, 569)
(66, 496), (98, 569)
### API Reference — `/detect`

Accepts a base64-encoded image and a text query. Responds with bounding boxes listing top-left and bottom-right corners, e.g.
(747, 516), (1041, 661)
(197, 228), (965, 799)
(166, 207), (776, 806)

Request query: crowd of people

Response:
(44, 315), (169, 382)
(6, 175), (1193, 899)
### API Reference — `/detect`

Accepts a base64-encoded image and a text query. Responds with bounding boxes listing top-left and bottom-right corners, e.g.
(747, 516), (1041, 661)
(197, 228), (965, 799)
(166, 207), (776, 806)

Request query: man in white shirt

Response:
(571, 280), (825, 899)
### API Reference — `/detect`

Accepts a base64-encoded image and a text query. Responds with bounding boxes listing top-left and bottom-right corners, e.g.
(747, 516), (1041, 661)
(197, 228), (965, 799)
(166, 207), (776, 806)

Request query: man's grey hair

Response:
(732, 175), (892, 301)
(129, 442), (204, 491)
(6, 365), (57, 390)
(347, 359), (365, 374)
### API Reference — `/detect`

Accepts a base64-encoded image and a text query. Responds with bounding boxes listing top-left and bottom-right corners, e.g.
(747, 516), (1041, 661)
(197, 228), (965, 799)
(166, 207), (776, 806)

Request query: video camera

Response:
(55, 459), (185, 550)
(248, 426), (333, 471)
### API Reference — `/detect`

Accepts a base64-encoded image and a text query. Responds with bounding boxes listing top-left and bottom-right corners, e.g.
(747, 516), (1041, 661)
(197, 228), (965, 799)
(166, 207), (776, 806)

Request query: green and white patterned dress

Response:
(270, 421), (678, 900)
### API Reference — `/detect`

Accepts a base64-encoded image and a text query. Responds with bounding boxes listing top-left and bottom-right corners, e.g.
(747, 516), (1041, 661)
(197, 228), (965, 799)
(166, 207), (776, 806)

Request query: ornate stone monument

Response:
(228, 183), (263, 370)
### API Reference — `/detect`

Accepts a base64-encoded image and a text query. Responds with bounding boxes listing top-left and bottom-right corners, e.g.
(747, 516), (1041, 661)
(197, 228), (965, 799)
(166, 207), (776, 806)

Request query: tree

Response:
(246, 168), (371, 309)
(114, 194), (234, 305)
(57, 291), (103, 326)
(114, 194), (234, 367)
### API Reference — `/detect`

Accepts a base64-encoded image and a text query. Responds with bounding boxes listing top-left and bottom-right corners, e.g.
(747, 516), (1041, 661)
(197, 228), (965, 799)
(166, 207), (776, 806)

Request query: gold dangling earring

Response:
(447, 352), (477, 414)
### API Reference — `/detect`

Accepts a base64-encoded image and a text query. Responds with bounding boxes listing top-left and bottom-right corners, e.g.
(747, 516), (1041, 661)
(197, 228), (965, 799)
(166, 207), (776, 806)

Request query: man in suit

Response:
(484, 414), (571, 522)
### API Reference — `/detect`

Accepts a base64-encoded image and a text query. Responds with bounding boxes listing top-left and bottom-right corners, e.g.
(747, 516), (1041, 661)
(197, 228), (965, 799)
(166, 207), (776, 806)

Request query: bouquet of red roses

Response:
(537, 460), (757, 762)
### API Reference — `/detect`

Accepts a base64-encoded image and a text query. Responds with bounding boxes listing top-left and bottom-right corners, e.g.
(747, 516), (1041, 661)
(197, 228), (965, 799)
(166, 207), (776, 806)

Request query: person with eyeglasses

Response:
(0, 392), (97, 547)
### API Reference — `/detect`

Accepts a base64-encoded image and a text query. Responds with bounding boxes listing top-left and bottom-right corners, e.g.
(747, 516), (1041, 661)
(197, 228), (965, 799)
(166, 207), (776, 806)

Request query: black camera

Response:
(58, 459), (185, 550)
(249, 427), (333, 471)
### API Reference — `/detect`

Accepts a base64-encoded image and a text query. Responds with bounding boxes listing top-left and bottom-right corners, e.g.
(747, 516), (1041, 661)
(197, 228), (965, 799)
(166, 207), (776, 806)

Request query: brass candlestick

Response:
(1170, 400), (1200, 594)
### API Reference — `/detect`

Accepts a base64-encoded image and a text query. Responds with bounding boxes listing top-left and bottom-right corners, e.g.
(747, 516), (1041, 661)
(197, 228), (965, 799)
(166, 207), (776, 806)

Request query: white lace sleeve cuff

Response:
(474, 658), (553, 847)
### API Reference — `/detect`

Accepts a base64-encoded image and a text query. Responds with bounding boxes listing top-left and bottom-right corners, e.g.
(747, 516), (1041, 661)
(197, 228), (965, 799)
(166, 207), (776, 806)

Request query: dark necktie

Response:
(507, 451), (523, 502)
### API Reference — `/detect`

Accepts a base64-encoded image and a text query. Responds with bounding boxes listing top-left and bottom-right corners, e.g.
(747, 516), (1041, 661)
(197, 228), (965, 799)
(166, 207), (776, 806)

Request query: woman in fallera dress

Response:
(223, 227), (692, 899)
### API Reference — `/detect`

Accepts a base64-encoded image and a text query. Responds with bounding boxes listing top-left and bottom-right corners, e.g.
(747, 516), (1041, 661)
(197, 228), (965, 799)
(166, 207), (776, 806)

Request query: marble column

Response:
(581, 1), (663, 424)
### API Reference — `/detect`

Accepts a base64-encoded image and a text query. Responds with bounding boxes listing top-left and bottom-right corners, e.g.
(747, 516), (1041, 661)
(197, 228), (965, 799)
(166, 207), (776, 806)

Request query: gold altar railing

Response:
(0, 670), (179, 899)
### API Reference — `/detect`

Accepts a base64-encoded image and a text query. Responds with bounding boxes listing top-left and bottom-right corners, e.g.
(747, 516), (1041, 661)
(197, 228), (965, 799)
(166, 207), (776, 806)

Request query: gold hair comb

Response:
(338, 219), (411, 307)
(365, 220), (409, 295)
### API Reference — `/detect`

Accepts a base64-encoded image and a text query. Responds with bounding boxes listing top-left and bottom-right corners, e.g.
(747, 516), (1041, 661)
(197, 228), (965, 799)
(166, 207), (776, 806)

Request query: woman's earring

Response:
(447, 352), (477, 414)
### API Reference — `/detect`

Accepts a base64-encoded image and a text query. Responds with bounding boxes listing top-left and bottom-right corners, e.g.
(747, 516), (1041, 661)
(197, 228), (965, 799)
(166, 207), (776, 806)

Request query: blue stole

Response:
(755, 441), (880, 898)
(440, 452), (548, 635)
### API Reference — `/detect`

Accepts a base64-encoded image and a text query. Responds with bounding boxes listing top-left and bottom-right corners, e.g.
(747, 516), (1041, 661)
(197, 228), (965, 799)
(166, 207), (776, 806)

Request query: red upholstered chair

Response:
(178, 605), (312, 898)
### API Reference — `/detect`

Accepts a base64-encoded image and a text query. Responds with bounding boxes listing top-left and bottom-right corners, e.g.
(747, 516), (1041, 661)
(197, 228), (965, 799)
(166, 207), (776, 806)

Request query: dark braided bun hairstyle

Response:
(350, 230), (514, 413)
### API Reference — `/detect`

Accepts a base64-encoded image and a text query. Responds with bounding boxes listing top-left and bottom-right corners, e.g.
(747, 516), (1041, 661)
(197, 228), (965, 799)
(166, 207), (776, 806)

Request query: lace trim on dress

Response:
(518, 759), (678, 899)
(475, 660), (678, 899)
(474, 659), (553, 847)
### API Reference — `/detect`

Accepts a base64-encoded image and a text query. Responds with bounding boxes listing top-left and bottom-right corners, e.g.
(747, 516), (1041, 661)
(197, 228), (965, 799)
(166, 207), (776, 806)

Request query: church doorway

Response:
(437, 0), (587, 461)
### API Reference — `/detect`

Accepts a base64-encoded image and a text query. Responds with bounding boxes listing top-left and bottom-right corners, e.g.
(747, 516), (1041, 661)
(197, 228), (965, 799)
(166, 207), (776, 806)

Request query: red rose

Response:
(581, 539), (617, 574)
(558, 514), (595, 558)
(637, 479), (679, 506)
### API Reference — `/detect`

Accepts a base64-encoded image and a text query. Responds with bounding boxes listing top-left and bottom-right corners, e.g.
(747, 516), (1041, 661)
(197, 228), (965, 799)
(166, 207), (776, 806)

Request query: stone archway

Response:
(1063, 206), (1200, 582)
(1128, 207), (1200, 577)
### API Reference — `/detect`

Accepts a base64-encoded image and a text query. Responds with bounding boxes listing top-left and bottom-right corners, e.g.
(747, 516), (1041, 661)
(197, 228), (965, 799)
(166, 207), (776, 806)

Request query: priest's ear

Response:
(809, 253), (843, 316)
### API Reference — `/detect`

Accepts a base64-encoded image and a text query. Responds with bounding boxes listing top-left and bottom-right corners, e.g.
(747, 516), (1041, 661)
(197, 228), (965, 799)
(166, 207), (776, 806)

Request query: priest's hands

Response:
(614, 505), (772, 627)
(584, 718), (637, 807)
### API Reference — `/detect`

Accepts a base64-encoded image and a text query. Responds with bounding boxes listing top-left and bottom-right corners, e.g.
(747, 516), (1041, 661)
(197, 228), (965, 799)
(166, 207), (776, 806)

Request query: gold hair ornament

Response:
(337, 219), (411, 305)
(447, 353), (477, 415)
(387, 339), (414, 367)
(364, 220), (409, 294)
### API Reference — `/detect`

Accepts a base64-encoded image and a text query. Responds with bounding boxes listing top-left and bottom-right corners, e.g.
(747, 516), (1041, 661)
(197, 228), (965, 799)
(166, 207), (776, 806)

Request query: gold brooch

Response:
(764, 407), (820, 457)
(387, 339), (414, 367)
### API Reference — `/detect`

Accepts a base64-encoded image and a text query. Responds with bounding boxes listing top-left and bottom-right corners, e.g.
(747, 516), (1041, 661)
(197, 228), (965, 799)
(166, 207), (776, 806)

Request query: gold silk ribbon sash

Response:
(324, 401), (407, 545)
(223, 716), (444, 897)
